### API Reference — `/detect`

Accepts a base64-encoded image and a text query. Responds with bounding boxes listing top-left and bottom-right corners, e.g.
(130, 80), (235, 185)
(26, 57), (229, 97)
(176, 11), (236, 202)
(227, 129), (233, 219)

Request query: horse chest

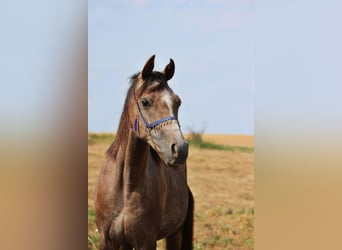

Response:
(158, 167), (189, 237)
(122, 167), (188, 240)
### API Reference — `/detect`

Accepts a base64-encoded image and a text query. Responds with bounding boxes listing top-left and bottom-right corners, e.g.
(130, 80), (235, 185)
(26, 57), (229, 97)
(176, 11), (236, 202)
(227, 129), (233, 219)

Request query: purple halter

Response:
(133, 95), (177, 131)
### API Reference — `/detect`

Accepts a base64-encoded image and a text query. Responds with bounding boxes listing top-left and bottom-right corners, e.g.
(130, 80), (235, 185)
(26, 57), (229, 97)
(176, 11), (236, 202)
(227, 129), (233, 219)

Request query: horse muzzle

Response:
(147, 121), (188, 167)
(166, 140), (188, 166)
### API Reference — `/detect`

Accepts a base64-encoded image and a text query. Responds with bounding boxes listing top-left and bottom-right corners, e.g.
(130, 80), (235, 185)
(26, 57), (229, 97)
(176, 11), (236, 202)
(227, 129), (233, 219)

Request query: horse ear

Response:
(163, 58), (175, 81)
(141, 54), (155, 80)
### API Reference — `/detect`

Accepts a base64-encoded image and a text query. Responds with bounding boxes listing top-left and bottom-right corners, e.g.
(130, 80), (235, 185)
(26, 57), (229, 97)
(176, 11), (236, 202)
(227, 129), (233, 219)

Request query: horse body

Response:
(95, 55), (193, 250)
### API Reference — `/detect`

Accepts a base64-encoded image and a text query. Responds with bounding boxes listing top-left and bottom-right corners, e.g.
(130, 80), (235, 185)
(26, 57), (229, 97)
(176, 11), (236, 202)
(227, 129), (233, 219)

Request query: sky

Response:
(1, 1), (342, 247)
(88, 0), (254, 135)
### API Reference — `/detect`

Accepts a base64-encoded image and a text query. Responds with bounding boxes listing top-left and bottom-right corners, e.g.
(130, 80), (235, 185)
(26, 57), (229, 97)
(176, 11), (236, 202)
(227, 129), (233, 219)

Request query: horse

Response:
(95, 55), (194, 250)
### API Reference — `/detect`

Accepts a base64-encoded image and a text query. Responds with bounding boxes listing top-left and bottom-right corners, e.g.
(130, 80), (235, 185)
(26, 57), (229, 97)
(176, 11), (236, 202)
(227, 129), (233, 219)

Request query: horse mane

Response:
(106, 73), (139, 159)
(106, 71), (166, 160)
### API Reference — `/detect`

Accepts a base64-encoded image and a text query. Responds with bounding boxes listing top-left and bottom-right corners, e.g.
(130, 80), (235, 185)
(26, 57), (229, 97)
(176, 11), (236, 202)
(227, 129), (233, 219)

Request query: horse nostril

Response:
(171, 143), (177, 155)
(171, 142), (188, 161)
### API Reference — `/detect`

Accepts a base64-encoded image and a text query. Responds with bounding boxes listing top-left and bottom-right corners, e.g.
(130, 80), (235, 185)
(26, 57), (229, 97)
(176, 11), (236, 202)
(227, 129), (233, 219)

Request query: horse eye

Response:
(141, 98), (150, 107)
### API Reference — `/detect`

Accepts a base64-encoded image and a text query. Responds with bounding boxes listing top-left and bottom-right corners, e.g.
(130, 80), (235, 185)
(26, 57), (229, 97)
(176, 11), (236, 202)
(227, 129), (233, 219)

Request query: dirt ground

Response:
(88, 134), (254, 250)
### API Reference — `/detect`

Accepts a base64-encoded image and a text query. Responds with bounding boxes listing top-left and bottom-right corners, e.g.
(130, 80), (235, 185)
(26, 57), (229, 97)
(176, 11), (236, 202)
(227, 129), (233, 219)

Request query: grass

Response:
(88, 133), (114, 145)
(193, 208), (254, 250)
(88, 133), (254, 249)
(88, 208), (99, 249)
(188, 139), (254, 153)
(187, 131), (254, 153)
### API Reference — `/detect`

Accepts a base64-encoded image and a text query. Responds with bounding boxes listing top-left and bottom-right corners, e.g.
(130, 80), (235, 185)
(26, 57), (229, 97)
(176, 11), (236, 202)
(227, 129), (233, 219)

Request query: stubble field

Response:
(88, 134), (254, 250)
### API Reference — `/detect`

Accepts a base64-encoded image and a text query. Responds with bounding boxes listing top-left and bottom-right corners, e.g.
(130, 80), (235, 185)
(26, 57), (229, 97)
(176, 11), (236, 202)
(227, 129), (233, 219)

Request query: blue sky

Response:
(88, 0), (254, 134)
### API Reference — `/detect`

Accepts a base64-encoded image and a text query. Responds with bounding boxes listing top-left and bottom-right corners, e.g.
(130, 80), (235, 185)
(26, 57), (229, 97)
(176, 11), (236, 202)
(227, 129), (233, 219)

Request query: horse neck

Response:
(122, 129), (150, 194)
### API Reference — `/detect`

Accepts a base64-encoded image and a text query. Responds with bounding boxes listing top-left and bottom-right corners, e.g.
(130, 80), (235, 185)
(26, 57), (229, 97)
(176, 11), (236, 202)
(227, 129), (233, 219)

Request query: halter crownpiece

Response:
(133, 95), (178, 132)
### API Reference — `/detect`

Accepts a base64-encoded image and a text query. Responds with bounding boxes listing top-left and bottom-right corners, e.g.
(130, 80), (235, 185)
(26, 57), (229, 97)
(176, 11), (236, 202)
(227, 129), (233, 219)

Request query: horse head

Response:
(131, 55), (188, 167)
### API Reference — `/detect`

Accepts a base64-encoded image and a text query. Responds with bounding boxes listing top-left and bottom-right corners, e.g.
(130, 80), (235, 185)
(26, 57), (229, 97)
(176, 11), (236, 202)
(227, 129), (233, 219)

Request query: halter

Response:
(133, 95), (177, 132)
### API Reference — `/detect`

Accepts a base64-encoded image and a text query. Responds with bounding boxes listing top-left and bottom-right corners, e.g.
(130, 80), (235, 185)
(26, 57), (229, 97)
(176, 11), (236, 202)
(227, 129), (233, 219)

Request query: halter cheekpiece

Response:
(133, 94), (177, 132)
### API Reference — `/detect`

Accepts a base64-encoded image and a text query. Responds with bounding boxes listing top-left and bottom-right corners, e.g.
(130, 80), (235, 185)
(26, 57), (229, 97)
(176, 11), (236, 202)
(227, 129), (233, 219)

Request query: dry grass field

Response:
(88, 133), (254, 250)
(200, 134), (253, 148)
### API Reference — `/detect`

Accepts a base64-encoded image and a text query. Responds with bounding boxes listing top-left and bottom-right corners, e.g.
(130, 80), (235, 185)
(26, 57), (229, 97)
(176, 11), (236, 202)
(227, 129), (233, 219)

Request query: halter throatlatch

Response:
(133, 95), (178, 132)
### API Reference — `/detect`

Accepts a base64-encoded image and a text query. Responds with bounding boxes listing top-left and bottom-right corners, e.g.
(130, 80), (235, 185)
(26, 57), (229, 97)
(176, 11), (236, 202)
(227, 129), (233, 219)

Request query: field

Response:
(88, 133), (254, 249)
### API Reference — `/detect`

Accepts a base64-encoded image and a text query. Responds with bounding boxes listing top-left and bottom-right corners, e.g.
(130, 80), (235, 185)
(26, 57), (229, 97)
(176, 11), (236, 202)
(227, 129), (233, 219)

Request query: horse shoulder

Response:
(95, 157), (125, 227)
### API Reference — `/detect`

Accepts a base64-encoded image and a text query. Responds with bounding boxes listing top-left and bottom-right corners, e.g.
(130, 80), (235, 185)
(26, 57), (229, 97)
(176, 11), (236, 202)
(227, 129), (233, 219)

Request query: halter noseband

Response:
(133, 95), (177, 132)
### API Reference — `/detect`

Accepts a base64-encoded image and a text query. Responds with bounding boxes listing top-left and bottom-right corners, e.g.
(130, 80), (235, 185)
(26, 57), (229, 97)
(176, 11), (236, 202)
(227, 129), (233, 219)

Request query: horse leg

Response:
(119, 243), (132, 250)
(135, 241), (156, 250)
(98, 235), (107, 250)
(98, 226), (113, 250)
(166, 227), (183, 250)
(166, 188), (194, 250)
(181, 188), (194, 250)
